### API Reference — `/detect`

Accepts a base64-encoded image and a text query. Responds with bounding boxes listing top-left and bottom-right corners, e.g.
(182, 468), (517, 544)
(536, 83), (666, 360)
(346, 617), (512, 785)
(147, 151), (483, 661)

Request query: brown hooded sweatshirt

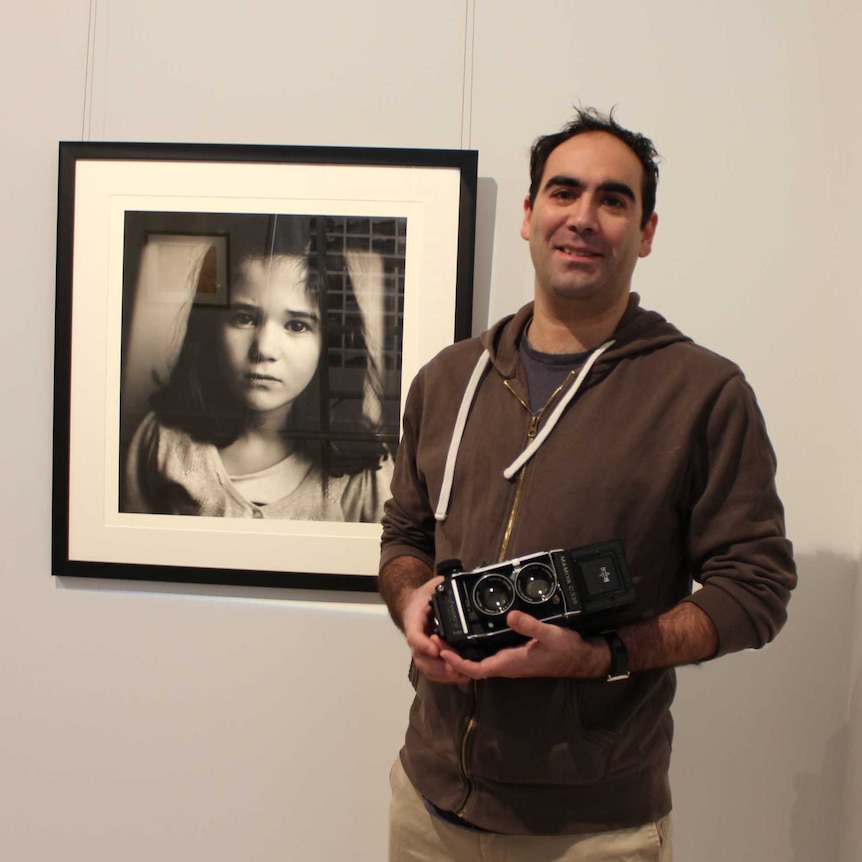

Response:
(380, 294), (796, 834)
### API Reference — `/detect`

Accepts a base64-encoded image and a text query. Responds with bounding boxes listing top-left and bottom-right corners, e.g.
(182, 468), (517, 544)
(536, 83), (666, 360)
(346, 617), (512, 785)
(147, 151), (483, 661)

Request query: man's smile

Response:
(555, 244), (603, 260)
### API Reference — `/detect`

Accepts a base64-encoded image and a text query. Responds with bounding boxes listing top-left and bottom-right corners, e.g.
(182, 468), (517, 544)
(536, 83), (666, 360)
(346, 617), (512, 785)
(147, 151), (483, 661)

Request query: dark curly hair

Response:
(528, 107), (661, 228)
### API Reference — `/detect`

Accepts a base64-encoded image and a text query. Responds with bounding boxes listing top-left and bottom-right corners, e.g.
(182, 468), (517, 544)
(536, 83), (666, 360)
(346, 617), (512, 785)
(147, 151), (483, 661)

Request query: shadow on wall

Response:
(57, 574), (384, 607)
(787, 551), (857, 862)
(471, 177), (497, 335)
(792, 723), (848, 862)
(671, 551), (855, 862)
(836, 616), (862, 862)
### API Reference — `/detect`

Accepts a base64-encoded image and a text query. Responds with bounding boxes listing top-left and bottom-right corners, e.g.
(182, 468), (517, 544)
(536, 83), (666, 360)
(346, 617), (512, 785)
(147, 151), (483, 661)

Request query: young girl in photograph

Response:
(122, 214), (394, 522)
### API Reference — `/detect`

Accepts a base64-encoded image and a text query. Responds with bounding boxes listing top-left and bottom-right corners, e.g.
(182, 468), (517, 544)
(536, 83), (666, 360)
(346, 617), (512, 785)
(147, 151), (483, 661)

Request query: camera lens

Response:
(515, 563), (557, 604)
(472, 575), (515, 616)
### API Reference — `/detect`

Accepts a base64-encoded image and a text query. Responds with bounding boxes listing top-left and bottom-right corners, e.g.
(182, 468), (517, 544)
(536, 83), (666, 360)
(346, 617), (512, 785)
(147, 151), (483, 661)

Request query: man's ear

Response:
(639, 212), (658, 258)
(520, 196), (533, 241)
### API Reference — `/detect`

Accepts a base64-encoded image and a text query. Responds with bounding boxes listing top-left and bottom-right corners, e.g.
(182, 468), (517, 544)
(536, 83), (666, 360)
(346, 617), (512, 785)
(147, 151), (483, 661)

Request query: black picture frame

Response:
(53, 142), (477, 592)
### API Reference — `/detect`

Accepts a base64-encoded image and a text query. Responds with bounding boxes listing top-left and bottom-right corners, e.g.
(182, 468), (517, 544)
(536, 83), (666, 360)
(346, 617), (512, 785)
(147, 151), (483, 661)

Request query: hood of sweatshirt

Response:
(479, 293), (690, 379)
(434, 293), (692, 521)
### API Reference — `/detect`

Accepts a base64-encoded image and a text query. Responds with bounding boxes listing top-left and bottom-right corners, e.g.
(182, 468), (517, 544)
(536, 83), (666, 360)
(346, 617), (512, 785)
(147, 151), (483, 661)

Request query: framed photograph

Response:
(53, 142), (478, 591)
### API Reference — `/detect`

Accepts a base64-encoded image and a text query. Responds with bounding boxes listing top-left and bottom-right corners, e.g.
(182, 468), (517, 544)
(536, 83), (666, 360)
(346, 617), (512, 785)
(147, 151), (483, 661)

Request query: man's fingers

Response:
(407, 631), (440, 659)
(414, 653), (471, 685)
(505, 610), (550, 640)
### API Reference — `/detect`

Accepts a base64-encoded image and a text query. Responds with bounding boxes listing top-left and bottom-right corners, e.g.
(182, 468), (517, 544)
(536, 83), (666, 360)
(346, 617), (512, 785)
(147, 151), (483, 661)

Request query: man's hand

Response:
(438, 611), (610, 680)
(437, 601), (720, 680)
(379, 556), (471, 685)
(401, 577), (471, 685)
(381, 555), (717, 683)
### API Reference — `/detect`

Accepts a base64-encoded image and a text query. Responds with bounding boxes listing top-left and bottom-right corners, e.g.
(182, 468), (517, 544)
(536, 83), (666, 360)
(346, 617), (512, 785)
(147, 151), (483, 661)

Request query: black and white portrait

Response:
(118, 211), (405, 523)
(55, 143), (474, 587)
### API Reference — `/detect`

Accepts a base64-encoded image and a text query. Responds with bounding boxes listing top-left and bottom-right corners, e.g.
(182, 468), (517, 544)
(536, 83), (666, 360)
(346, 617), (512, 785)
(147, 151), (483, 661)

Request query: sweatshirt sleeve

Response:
(379, 371), (437, 572)
(683, 373), (796, 656)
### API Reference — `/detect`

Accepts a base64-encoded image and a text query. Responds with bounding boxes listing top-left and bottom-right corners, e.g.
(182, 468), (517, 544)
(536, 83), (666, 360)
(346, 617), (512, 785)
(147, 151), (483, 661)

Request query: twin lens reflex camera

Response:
(430, 540), (635, 659)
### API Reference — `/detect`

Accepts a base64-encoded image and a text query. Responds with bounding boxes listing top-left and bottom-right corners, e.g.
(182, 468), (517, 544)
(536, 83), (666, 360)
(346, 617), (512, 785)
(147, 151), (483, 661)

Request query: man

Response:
(378, 108), (796, 861)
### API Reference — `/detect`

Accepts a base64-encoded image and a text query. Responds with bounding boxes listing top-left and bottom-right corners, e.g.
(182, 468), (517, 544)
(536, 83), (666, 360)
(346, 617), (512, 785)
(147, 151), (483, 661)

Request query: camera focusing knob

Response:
(436, 559), (463, 577)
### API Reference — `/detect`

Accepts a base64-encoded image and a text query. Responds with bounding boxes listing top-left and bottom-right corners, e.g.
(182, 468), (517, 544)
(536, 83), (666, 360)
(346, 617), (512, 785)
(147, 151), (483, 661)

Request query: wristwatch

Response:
(600, 631), (631, 682)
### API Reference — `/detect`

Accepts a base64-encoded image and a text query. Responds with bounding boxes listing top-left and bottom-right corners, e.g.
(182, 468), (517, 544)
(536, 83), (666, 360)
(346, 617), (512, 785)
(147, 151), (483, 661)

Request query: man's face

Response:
(521, 131), (658, 312)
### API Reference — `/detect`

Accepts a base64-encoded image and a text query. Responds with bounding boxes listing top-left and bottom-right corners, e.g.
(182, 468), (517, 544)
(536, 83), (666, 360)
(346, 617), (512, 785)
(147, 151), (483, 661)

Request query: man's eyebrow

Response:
(598, 181), (637, 201)
(543, 175), (585, 193)
(543, 175), (636, 201)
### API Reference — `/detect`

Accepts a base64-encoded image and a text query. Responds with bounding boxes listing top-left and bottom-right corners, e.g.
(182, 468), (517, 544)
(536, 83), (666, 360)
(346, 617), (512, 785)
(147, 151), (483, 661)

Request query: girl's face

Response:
(218, 255), (322, 416)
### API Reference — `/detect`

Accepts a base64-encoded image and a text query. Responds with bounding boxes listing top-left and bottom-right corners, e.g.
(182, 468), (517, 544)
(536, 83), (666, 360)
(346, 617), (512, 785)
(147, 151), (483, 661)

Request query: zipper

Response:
(455, 370), (577, 818)
(499, 410), (539, 560)
(455, 700), (478, 817)
(499, 372), (575, 559)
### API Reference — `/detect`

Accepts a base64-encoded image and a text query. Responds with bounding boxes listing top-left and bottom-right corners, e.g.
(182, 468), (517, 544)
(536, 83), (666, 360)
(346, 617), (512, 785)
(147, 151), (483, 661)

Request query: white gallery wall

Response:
(0, 1), (858, 861)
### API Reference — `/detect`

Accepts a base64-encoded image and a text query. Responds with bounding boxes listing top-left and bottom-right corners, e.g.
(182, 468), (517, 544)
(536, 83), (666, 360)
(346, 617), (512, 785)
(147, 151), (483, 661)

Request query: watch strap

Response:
(600, 630), (631, 682)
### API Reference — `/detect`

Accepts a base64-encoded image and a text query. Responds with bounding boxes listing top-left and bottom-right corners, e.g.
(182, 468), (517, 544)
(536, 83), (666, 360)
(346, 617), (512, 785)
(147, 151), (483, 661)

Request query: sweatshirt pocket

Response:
(575, 671), (676, 771)
(472, 679), (615, 787)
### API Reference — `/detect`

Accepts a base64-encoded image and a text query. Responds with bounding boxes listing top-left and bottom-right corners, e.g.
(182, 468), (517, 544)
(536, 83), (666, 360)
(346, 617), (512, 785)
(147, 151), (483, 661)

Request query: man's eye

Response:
(603, 196), (626, 209)
(551, 189), (575, 201)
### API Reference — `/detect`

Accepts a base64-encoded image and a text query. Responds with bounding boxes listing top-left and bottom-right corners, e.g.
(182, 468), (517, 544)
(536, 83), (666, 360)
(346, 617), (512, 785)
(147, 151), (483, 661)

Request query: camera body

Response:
(431, 540), (635, 660)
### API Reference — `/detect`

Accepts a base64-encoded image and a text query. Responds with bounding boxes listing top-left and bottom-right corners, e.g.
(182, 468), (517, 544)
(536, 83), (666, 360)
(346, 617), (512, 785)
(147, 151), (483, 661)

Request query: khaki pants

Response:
(389, 758), (673, 862)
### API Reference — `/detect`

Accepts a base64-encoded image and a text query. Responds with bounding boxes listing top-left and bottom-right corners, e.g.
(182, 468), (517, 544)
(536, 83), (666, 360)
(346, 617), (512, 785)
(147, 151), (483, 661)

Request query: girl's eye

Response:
(229, 311), (257, 328)
(285, 319), (313, 333)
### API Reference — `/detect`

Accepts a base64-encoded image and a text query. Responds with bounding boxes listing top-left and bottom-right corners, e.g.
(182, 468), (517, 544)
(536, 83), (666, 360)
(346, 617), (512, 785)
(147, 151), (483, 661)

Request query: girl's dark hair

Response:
(150, 214), (387, 476)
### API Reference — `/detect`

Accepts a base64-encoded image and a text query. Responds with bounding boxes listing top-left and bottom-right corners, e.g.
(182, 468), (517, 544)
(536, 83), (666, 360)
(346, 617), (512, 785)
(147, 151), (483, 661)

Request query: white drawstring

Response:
(502, 340), (614, 480)
(434, 339), (614, 519)
(434, 351), (491, 521)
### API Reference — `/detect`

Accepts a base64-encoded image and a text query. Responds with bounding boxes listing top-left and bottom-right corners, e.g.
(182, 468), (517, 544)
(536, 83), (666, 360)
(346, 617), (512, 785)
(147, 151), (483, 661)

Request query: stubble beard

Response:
(536, 266), (634, 323)
(542, 266), (611, 305)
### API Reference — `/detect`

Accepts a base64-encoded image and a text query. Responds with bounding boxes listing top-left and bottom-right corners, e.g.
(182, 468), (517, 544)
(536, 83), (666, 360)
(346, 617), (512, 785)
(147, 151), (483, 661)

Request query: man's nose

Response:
(567, 196), (598, 233)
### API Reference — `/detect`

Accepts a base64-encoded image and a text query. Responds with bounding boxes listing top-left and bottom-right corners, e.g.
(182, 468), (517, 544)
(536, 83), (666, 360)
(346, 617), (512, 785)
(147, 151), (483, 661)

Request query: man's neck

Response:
(528, 293), (630, 354)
